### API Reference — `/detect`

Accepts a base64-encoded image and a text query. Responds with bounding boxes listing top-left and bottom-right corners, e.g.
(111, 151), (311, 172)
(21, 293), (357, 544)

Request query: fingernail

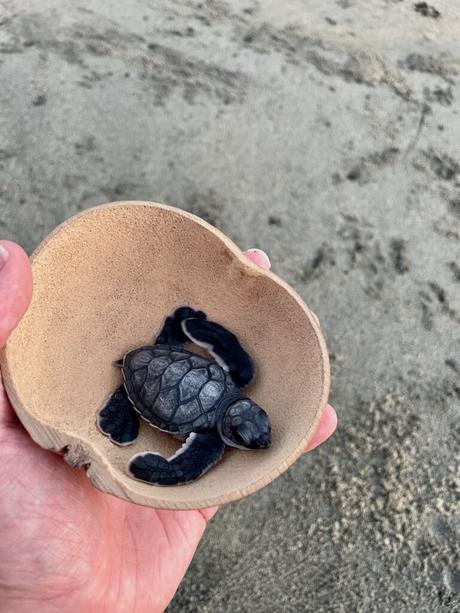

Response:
(250, 249), (271, 269)
(0, 244), (9, 271)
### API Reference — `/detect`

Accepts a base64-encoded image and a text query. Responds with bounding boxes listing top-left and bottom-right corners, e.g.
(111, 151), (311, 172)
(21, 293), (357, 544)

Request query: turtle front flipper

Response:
(155, 306), (207, 347)
(128, 430), (225, 485)
(182, 318), (254, 387)
(97, 385), (140, 446)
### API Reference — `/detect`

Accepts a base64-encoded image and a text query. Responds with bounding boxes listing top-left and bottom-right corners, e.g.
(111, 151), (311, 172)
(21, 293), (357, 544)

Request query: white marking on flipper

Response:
(167, 432), (198, 461)
(181, 320), (230, 371)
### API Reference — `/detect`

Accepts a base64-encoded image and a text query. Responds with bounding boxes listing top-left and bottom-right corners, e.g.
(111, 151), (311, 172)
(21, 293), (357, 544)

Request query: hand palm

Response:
(0, 401), (211, 612)
(0, 242), (336, 612)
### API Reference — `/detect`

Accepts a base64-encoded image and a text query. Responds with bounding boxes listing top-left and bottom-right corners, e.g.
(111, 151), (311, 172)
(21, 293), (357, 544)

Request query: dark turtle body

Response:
(122, 345), (236, 434)
(97, 306), (271, 486)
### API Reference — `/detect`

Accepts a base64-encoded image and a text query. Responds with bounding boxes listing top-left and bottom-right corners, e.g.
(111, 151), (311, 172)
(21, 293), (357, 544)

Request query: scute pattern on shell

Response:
(123, 345), (235, 433)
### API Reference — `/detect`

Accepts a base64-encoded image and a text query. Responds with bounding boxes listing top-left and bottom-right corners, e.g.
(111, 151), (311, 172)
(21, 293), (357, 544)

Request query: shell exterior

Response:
(123, 344), (237, 434)
(0, 201), (330, 509)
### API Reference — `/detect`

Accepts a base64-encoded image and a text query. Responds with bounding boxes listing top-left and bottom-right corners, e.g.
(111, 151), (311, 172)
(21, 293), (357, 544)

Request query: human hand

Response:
(0, 242), (337, 613)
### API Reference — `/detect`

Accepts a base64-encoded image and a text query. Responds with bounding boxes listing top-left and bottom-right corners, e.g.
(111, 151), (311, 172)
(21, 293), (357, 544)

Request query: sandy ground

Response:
(1, 0), (459, 610)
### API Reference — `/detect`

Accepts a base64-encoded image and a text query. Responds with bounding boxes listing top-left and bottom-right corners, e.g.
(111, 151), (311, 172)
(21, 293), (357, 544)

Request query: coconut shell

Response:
(0, 201), (330, 509)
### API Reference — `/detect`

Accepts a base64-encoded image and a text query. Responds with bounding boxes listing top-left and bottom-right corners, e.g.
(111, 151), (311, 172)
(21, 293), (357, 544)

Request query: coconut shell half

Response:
(0, 201), (330, 509)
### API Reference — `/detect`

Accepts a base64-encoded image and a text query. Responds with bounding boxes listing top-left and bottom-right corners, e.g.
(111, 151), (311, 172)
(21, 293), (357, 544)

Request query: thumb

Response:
(0, 241), (33, 348)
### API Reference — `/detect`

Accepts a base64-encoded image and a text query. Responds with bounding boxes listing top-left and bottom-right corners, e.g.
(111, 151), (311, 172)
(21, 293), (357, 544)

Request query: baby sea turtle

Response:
(96, 306), (271, 486)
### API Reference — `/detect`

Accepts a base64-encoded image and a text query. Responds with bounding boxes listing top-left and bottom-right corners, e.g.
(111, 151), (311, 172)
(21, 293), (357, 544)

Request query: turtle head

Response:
(218, 398), (271, 450)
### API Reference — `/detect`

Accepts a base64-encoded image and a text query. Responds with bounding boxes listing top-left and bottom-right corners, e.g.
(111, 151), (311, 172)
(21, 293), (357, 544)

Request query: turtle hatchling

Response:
(96, 306), (272, 485)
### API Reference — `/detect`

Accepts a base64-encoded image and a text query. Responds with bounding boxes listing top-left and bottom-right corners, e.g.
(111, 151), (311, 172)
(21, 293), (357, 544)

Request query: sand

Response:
(0, 0), (459, 610)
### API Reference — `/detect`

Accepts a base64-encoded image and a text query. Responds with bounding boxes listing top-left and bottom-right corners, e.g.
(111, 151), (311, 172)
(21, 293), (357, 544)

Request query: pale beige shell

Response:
(0, 202), (330, 509)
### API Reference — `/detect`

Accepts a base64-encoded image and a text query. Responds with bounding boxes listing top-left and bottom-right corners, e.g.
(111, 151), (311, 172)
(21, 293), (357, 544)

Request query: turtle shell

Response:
(122, 345), (236, 434)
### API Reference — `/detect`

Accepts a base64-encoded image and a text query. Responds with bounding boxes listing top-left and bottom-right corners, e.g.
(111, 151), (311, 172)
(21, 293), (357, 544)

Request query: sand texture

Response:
(0, 0), (459, 610)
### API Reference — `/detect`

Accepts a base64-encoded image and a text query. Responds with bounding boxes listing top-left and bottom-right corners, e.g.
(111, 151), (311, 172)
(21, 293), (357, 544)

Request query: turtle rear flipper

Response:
(182, 318), (254, 388)
(97, 386), (140, 446)
(128, 430), (225, 485)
